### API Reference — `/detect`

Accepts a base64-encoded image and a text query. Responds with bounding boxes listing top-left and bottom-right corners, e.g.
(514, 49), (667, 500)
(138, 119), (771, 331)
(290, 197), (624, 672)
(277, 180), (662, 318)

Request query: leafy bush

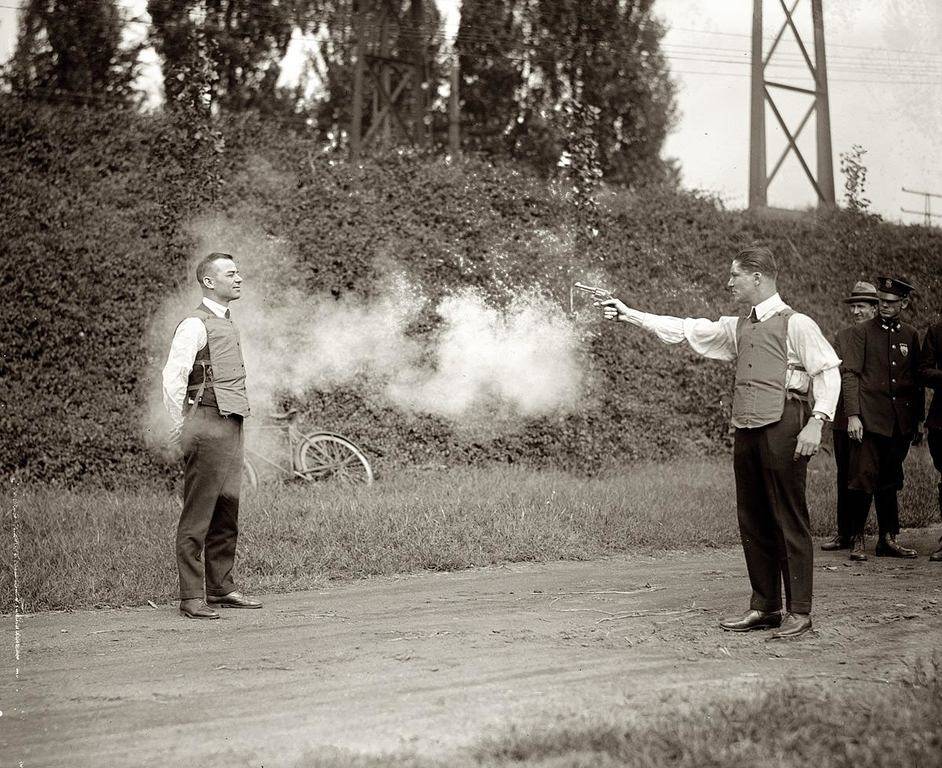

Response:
(3, 100), (941, 486)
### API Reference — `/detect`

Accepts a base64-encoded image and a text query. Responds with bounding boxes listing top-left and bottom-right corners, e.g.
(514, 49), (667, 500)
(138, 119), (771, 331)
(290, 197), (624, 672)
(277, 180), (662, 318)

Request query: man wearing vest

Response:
(842, 277), (924, 560)
(821, 282), (879, 556)
(162, 252), (262, 619)
(596, 246), (840, 639)
(919, 317), (942, 562)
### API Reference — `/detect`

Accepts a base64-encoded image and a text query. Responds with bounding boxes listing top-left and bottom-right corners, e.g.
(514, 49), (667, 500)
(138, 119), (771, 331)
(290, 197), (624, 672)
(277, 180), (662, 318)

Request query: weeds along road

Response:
(6, 529), (942, 768)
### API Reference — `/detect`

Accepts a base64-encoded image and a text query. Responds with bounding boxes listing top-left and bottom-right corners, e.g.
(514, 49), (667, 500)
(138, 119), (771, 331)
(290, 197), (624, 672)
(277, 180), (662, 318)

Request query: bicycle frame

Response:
(243, 422), (310, 481)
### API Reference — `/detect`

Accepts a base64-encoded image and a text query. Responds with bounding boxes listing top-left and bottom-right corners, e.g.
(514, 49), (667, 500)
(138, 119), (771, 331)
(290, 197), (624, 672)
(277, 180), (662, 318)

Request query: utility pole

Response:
(901, 187), (942, 226)
(749, 0), (835, 210)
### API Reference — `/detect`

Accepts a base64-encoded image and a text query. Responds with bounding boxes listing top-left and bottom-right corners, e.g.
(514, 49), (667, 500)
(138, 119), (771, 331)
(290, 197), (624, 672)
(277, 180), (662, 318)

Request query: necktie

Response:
(224, 309), (231, 320)
(749, 308), (759, 324)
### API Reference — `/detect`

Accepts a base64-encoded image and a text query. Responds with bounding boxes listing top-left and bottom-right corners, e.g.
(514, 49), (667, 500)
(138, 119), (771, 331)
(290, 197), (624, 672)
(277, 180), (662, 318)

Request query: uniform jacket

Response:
(841, 316), (924, 437)
(920, 321), (942, 430)
(831, 324), (855, 431)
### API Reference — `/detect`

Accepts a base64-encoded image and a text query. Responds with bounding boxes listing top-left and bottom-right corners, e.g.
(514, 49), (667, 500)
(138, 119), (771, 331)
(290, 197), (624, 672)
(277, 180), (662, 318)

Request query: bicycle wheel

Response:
(297, 433), (374, 485)
(242, 455), (260, 491)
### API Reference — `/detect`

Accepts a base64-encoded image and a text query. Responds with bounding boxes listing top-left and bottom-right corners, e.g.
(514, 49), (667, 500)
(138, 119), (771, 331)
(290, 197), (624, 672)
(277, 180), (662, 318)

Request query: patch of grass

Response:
(2, 454), (939, 613)
(295, 657), (942, 768)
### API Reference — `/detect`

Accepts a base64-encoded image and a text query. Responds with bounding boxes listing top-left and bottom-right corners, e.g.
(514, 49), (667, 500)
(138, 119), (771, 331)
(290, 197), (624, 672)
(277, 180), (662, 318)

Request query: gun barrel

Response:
(573, 282), (612, 297)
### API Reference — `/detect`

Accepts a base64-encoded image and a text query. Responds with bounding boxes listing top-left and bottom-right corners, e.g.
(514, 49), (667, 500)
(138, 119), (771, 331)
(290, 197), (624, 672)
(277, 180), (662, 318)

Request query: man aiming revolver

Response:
(593, 246), (841, 639)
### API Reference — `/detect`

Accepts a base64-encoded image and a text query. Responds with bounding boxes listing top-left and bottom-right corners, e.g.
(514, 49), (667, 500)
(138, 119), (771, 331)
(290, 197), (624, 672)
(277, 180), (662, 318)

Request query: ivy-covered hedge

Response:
(3, 101), (940, 486)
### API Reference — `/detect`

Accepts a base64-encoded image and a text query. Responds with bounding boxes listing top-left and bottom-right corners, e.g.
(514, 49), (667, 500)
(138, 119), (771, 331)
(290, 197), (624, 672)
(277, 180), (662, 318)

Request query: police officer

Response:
(842, 277), (925, 559)
(597, 245), (840, 639)
(162, 253), (262, 619)
(919, 316), (942, 561)
(821, 282), (879, 554)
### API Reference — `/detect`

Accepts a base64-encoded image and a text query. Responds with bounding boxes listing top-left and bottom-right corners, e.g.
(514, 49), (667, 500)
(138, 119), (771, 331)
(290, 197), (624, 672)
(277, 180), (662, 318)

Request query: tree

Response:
(5, 0), (141, 103)
(454, 0), (526, 158)
(839, 144), (871, 214)
(306, 0), (444, 148)
(147, 0), (301, 112)
(456, 0), (677, 185)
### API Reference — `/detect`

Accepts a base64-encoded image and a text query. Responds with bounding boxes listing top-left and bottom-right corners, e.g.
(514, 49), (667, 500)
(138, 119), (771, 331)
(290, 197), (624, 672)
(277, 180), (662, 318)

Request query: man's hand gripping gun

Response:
(571, 282), (626, 322)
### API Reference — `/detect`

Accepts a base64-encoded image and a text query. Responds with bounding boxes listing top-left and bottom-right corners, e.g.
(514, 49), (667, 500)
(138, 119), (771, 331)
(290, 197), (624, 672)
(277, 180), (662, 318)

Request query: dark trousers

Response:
(734, 399), (813, 615)
(833, 428), (872, 541)
(176, 406), (244, 600)
(848, 428), (912, 537)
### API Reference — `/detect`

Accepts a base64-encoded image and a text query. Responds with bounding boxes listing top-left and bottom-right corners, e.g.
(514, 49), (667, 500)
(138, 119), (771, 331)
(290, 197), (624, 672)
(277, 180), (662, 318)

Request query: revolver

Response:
(572, 282), (613, 300)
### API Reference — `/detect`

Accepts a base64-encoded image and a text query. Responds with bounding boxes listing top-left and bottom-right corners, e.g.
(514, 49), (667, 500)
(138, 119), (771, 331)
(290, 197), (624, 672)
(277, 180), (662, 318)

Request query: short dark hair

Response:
(196, 252), (235, 286)
(734, 245), (778, 279)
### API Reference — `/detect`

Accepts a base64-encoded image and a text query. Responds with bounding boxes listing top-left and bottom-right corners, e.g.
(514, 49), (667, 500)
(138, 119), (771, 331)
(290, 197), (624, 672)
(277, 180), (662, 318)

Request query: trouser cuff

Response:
(750, 596), (782, 613)
(788, 602), (812, 615)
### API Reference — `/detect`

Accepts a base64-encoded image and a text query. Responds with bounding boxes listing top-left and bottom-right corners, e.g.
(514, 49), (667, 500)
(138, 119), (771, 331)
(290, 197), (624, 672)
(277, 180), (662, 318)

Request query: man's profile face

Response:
(848, 301), (877, 324)
(878, 296), (906, 321)
(726, 260), (760, 307)
(202, 258), (243, 302)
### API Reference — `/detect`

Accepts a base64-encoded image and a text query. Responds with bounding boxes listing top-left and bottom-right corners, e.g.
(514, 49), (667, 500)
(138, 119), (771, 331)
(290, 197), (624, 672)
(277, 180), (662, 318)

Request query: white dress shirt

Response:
(161, 297), (229, 440)
(621, 293), (841, 420)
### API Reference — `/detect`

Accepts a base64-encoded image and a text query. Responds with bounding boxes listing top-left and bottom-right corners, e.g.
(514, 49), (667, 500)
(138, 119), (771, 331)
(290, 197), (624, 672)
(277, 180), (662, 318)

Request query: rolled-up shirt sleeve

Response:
(161, 318), (206, 441)
(787, 313), (842, 420)
(622, 309), (738, 362)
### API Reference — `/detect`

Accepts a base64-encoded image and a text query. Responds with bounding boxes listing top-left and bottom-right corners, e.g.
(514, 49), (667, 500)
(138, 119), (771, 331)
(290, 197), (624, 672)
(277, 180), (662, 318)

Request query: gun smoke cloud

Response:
(144, 216), (587, 442)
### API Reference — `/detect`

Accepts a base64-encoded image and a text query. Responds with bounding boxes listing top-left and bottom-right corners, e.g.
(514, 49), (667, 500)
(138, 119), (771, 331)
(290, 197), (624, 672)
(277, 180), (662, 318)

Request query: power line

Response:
(0, 3), (938, 98)
(667, 24), (942, 58)
(3, 1), (942, 63)
(901, 187), (942, 226)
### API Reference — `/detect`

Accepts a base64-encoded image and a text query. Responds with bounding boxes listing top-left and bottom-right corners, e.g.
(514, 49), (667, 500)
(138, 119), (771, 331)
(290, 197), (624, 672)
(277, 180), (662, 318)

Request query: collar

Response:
(751, 293), (788, 323)
(879, 317), (901, 332)
(201, 297), (229, 319)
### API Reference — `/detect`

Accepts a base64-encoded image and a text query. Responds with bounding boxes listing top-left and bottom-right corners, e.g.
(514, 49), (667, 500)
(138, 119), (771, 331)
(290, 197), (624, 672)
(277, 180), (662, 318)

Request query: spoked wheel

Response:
(297, 433), (374, 485)
(242, 456), (259, 491)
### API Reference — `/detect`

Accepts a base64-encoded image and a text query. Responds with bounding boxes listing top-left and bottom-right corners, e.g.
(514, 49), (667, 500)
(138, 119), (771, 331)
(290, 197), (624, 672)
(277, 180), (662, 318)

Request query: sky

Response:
(1, 0), (939, 222)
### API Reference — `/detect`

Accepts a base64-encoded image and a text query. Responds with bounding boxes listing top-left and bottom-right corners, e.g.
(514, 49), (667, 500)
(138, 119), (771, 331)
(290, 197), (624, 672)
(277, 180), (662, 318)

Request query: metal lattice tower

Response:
(749, 0), (835, 209)
(350, 0), (432, 157)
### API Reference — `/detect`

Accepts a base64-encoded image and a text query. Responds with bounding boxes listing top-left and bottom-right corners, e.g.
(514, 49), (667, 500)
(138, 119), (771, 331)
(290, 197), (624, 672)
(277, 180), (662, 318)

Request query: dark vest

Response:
(731, 309), (800, 429)
(183, 305), (251, 418)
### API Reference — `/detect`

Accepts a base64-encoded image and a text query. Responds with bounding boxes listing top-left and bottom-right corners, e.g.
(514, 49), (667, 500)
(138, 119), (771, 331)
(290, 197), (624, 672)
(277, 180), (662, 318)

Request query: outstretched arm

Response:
(597, 298), (738, 362)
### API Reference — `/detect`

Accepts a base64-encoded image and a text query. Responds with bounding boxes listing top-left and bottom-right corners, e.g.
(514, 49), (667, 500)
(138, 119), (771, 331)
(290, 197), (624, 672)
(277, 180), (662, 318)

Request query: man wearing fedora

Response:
(841, 277), (925, 559)
(919, 315), (942, 561)
(821, 282), (879, 555)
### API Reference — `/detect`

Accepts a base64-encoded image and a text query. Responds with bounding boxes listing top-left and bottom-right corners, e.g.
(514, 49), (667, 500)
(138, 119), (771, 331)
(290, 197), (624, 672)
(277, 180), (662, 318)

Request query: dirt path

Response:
(5, 528), (942, 767)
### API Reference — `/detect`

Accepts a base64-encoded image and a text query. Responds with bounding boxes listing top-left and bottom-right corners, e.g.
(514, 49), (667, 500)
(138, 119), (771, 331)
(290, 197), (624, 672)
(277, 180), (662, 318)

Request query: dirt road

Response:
(5, 528), (942, 767)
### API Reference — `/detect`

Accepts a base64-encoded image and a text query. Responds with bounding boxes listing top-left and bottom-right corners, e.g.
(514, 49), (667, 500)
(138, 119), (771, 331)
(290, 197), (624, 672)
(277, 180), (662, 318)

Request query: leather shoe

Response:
(719, 609), (782, 632)
(849, 534), (868, 561)
(207, 591), (263, 609)
(875, 535), (917, 559)
(770, 612), (812, 639)
(820, 535), (850, 551)
(929, 541), (942, 562)
(179, 599), (219, 620)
